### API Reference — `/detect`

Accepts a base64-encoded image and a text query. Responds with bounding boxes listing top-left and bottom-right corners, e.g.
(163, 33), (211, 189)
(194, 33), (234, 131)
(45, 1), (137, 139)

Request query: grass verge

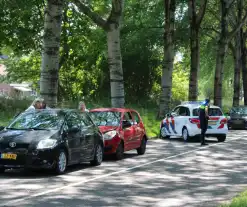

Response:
(219, 190), (247, 207)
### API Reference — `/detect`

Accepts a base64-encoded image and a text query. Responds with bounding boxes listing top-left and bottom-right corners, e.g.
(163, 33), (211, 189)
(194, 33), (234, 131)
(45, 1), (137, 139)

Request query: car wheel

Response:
(182, 128), (189, 141)
(160, 127), (170, 139)
(54, 149), (67, 175)
(115, 141), (124, 160)
(217, 135), (226, 142)
(0, 168), (5, 173)
(137, 137), (147, 155)
(90, 143), (103, 166)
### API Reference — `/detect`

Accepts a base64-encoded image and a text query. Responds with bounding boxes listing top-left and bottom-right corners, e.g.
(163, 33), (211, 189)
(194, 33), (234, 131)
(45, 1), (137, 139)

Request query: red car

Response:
(89, 108), (148, 160)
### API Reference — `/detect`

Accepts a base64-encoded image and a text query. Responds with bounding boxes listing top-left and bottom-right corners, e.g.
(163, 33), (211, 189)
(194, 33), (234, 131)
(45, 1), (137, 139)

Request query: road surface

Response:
(0, 130), (247, 207)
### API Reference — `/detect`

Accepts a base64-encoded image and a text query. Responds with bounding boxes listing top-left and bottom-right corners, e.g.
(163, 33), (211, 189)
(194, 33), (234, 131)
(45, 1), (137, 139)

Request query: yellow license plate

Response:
(1, 153), (17, 160)
(209, 121), (217, 125)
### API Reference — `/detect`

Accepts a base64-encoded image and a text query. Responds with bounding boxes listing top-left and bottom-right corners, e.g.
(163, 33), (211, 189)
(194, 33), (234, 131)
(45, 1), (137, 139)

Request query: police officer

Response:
(199, 98), (210, 145)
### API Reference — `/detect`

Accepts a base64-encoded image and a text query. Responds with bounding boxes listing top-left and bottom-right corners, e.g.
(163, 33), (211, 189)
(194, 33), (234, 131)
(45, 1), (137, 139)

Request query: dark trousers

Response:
(200, 118), (208, 144)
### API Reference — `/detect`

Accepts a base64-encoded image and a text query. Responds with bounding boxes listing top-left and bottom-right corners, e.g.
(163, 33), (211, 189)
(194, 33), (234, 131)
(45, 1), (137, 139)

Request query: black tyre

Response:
(217, 135), (226, 142)
(54, 149), (67, 174)
(160, 127), (170, 139)
(137, 137), (147, 155)
(90, 143), (103, 166)
(0, 168), (5, 173)
(182, 128), (190, 141)
(115, 141), (124, 160)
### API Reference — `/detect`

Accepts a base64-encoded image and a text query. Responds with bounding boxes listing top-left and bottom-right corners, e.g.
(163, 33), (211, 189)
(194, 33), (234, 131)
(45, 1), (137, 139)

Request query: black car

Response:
(227, 106), (247, 129)
(0, 109), (104, 174)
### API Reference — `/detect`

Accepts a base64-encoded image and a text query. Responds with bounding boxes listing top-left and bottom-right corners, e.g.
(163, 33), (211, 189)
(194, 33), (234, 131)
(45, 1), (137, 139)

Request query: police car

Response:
(160, 101), (228, 142)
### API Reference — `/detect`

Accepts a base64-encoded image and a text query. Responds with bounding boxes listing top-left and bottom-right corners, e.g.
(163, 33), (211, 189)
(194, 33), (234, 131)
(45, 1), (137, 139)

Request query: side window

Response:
(80, 112), (94, 127)
(66, 113), (82, 129)
(123, 112), (133, 124)
(131, 112), (140, 124)
(179, 107), (190, 116)
(172, 107), (180, 115)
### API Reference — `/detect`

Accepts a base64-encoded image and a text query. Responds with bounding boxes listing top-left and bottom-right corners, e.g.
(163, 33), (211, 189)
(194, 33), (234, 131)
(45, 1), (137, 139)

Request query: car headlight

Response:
(103, 130), (118, 140)
(37, 139), (57, 149)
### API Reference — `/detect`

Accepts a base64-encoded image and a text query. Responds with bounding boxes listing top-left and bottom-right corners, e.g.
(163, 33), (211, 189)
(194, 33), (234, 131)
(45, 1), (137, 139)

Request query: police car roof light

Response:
(181, 101), (204, 105)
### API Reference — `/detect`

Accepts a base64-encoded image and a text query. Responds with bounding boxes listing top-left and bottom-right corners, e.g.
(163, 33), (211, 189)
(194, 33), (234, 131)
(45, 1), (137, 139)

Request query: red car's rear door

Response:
(122, 111), (135, 151)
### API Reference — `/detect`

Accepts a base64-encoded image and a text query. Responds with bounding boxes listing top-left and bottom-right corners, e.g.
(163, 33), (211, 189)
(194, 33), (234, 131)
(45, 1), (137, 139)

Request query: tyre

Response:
(54, 149), (67, 174)
(115, 141), (124, 160)
(137, 137), (147, 155)
(90, 143), (103, 166)
(217, 135), (226, 142)
(160, 127), (170, 139)
(182, 128), (189, 141)
(0, 168), (5, 173)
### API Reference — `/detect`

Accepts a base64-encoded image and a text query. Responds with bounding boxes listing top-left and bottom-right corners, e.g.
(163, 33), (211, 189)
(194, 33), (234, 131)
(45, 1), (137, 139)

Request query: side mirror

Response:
(225, 112), (230, 116)
(122, 120), (132, 129)
(166, 113), (171, 117)
(67, 126), (80, 133)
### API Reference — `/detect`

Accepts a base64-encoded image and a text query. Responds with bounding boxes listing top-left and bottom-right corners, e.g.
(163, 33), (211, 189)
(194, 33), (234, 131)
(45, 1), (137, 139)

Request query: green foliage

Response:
(219, 189), (247, 207)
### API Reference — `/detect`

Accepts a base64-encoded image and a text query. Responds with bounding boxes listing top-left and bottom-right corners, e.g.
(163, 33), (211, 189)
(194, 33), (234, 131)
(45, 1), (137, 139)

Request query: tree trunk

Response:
(241, 29), (247, 105)
(189, 26), (199, 101)
(107, 25), (125, 107)
(159, 0), (176, 118)
(40, 0), (64, 107)
(231, 36), (241, 106)
(214, 0), (229, 107)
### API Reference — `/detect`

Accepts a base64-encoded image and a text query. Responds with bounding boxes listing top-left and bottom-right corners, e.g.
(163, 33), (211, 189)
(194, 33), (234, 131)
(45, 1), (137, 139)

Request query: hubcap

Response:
(161, 127), (167, 137)
(183, 129), (188, 141)
(96, 145), (103, 163)
(58, 152), (66, 172)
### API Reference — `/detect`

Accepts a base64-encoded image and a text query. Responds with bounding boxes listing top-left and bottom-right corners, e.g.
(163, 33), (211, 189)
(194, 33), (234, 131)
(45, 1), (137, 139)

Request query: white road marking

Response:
(1, 136), (243, 206)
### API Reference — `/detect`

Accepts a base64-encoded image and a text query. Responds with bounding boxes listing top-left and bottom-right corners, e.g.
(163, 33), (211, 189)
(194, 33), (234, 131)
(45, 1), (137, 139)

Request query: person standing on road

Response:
(199, 98), (210, 146)
(78, 101), (89, 112)
(25, 98), (43, 112)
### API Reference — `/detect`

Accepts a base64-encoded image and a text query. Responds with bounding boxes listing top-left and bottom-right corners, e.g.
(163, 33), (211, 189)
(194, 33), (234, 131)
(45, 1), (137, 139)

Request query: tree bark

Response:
(188, 0), (207, 101)
(107, 25), (124, 107)
(40, 0), (64, 107)
(159, 0), (176, 118)
(241, 29), (247, 105)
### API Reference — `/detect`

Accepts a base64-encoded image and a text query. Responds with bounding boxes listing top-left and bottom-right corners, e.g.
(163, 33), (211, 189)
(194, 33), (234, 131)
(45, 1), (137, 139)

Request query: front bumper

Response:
(228, 119), (247, 129)
(103, 136), (122, 154)
(0, 148), (59, 169)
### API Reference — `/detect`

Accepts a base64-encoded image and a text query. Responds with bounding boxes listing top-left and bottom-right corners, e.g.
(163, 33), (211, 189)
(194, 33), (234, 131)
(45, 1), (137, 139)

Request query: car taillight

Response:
(220, 118), (227, 124)
(189, 118), (200, 124)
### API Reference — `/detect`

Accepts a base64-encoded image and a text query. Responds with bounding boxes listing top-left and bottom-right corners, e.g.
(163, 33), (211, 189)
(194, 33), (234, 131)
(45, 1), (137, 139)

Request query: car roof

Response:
(177, 103), (220, 109)
(89, 107), (137, 113)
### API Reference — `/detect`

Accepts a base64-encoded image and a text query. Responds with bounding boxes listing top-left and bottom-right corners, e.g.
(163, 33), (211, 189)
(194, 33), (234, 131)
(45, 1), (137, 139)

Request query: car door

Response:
(174, 107), (190, 136)
(122, 111), (135, 151)
(167, 106), (180, 136)
(130, 111), (144, 148)
(79, 112), (96, 161)
(65, 112), (83, 164)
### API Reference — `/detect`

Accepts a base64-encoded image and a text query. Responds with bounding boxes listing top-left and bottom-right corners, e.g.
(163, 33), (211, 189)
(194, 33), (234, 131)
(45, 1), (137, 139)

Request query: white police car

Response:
(160, 101), (228, 142)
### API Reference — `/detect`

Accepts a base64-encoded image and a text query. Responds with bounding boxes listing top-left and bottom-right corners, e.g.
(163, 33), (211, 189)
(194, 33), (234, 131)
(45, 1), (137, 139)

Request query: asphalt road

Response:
(1, 130), (247, 207)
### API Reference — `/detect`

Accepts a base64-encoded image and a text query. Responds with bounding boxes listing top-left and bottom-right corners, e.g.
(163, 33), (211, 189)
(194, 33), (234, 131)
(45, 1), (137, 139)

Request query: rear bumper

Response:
(188, 126), (228, 137)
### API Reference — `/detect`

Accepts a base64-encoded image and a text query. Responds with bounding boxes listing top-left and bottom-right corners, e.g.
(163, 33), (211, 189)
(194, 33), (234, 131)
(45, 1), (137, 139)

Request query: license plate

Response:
(209, 121), (217, 125)
(0, 153), (17, 160)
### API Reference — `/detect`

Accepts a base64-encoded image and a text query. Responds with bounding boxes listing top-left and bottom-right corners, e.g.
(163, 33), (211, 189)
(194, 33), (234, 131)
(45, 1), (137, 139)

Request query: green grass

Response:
(219, 190), (247, 207)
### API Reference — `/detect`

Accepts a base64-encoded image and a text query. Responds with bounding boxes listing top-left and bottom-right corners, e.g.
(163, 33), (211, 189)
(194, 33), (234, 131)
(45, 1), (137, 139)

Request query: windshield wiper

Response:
(26, 127), (49, 131)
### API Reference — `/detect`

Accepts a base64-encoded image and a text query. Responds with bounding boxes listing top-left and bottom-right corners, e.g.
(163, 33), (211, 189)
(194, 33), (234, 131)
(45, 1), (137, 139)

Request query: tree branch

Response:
(71, 0), (108, 30)
(228, 10), (247, 40)
(196, 0), (208, 26)
(200, 26), (220, 34)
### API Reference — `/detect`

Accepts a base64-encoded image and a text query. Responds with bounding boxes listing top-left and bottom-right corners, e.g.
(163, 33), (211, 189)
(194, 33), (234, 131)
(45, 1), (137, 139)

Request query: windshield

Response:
(7, 110), (65, 130)
(193, 108), (223, 116)
(90, 111), (121, 126)
(230, 107), (247, 115)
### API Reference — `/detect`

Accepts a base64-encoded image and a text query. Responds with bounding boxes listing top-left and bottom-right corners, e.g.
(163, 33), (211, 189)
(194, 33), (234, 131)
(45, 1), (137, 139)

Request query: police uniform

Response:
(199, 100), (210, 145)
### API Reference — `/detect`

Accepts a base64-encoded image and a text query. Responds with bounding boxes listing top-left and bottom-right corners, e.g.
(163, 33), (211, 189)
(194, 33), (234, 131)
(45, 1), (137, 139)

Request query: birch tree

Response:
(214, 0), (247, 107)
(72, 0), (125, 107)
(40, 0), (64, 107)
(159, 0), (176, 118)
(188, 0), (208, 101)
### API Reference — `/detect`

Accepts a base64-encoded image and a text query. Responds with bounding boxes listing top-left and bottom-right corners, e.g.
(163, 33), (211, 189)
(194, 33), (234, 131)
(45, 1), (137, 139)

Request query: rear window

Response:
(193, 108), (223, 116)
